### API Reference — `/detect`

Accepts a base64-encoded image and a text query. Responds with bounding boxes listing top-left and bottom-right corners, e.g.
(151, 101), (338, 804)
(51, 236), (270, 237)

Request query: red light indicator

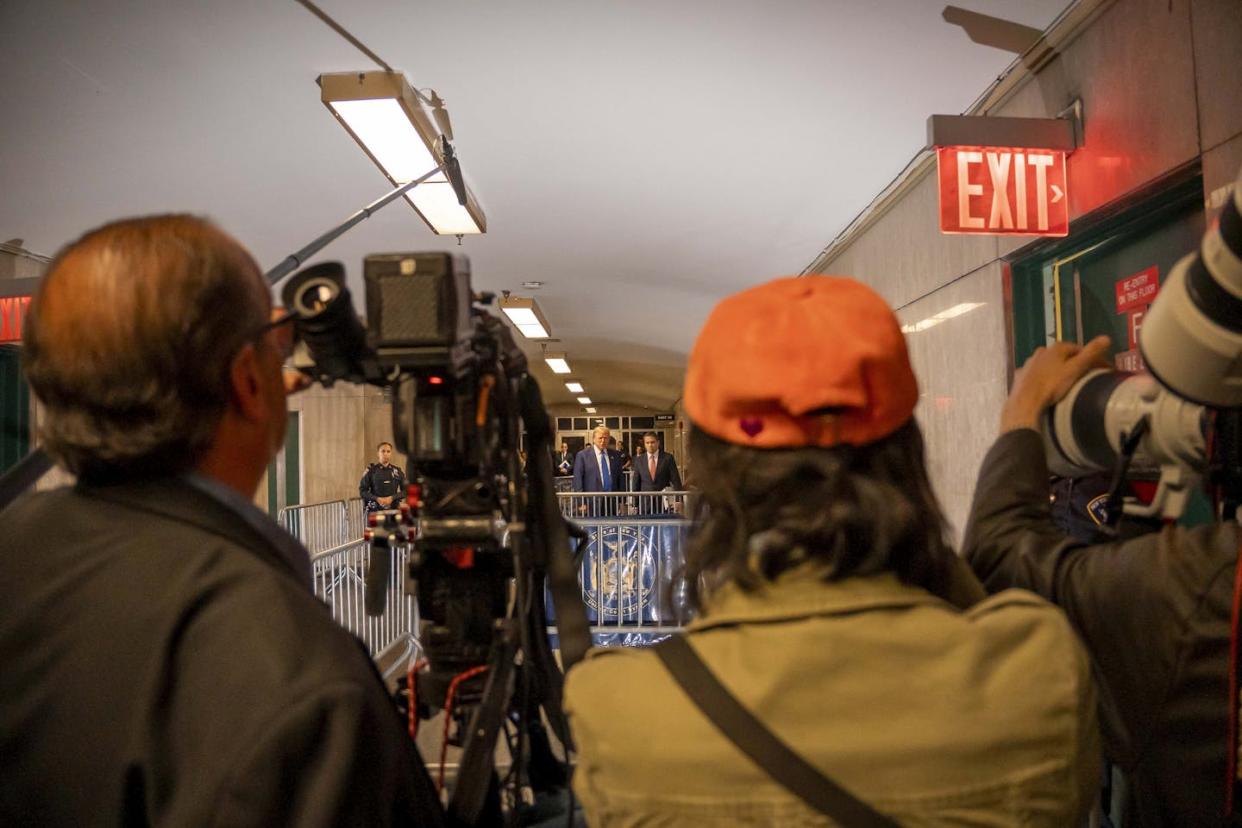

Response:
(428, 376), (444, 386)
(936, 146), (1068, 237)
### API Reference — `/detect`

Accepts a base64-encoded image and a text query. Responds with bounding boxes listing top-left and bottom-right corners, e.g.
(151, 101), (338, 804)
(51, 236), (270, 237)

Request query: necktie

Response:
(649, 454), (657, 481)
(599, 450), (611, 491)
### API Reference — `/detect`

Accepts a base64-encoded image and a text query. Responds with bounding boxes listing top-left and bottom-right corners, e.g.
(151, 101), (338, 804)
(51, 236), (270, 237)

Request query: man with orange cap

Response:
(564, 276), (1099, 825)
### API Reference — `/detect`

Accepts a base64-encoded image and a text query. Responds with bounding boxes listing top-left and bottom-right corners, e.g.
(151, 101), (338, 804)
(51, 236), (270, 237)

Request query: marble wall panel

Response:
(819, 169), (999, 311)
(1191, 0), (1242, 153)
(995, 0), (1200, 258)
(896, 263), (1008, 544)
(288, 381), (374, 505)
(1203, 132), (1242, 222)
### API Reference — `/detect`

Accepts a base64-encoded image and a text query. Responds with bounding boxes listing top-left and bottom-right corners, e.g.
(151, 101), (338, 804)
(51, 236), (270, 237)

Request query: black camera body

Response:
(283, 252), (584, 825)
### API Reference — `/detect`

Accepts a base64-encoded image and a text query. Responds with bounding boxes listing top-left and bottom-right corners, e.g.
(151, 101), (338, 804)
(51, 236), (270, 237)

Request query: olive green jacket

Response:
(565, 568), (1099, 826)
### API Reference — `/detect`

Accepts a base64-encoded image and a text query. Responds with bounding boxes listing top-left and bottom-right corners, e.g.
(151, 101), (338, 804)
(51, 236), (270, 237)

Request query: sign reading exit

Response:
(936, 146), (1069, 237)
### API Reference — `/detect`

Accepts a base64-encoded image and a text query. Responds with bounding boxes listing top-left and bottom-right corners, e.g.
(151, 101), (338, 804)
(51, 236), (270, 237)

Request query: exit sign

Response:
(936, 146), (1069, 237)
(0, 295), (31, 344)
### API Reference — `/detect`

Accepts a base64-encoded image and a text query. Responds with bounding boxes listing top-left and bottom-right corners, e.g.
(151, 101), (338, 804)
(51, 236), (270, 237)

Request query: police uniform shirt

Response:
(360, 463), (406, 506)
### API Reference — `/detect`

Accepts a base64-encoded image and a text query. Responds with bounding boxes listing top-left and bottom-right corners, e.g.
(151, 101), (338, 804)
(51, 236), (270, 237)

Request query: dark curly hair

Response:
(23, 214), (267, 483)
(683, 419), (956, 609)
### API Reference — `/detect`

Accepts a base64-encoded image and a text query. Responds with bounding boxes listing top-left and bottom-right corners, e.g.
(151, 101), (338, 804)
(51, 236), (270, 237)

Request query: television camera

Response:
(1043, 165), (1242, 527)
(281, 252), (589, 826)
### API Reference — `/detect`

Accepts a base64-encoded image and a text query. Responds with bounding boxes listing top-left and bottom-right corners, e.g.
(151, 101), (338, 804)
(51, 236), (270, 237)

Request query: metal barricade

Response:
(556, 490), (694, 520)
(310, 539), (418, 665)
(278, 500), (351, 554)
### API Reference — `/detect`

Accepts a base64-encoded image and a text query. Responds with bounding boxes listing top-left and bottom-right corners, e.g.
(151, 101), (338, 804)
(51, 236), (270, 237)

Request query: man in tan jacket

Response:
(564, 276), (1100, 826)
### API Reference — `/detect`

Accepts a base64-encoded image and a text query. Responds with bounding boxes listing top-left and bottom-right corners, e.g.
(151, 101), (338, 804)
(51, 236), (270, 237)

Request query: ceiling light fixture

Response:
(565, 382), (584, 393)
(901, 302), (986, 333)
(543, 351), (571, 374)
(577, 397), (592, 404)
(498, 294), (551, 339)
(585, 407), (597, 413)
(319, 70), (486, 235)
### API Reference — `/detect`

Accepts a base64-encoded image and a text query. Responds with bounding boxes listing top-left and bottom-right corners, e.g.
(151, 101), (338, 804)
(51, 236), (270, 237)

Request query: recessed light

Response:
(522, 281), (544, 290)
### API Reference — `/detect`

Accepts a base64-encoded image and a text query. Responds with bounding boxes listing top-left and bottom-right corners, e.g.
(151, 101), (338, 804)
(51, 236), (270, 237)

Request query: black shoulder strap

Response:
(654, 634), (901, 828)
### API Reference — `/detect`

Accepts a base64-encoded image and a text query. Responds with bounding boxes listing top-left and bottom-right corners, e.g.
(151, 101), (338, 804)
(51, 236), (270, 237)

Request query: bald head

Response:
(24, 215), (269, 481)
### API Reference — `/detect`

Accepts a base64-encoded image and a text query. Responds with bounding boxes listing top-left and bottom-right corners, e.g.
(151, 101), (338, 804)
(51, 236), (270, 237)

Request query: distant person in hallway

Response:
(573, 426), (625, 494)
(632, 431), (681, 492)
(0, 215), (441, 826)
(573, 426), (624, 516)
(564, 276), (1098, 826)
(359, 440), (406, 513)
(556, 440), (575, 476)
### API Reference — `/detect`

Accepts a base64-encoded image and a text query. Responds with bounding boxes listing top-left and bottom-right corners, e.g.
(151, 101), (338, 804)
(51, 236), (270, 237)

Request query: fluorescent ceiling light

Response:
(577, 397), (592, 404)
(498, 295), (551, 339)
(566, 382), (584, 393)
(585, 407), (597, 413)
(320, 71), (486, 235)
(544, 352), (571, 374)
(901, 302), (986, 334)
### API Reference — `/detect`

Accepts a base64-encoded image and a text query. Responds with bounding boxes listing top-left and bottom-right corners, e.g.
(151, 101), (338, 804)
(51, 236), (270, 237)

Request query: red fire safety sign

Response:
(0, 295), (31, 344)
(936, 147), (1069, 237)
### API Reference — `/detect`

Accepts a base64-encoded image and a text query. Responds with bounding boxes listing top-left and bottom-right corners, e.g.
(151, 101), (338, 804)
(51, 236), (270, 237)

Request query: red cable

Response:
(437, 665), (490, 792)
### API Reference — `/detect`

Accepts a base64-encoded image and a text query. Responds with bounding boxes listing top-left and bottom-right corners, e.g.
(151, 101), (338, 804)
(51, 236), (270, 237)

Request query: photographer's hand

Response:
(1001, 335), (1111, 433)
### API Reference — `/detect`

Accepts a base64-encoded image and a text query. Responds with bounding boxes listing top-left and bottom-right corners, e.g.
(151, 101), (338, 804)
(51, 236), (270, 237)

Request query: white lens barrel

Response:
(1044, 369), (1205, 476)
(1140, 168), (1242, 407)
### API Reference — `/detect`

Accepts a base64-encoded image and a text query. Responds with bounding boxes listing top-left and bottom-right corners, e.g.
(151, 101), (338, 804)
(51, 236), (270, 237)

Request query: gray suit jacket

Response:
(0, 478), (441, 827)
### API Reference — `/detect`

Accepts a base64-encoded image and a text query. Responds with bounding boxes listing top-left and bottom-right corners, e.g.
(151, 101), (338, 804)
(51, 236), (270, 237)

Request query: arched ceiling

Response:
(0, 0), (1071, 411)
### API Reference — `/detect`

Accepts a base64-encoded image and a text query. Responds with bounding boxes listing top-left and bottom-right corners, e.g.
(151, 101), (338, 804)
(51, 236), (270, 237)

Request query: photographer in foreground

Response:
(0, 215), (441, 826)
(565, 276), (1099, 826)
(962, 334), (1240, 826)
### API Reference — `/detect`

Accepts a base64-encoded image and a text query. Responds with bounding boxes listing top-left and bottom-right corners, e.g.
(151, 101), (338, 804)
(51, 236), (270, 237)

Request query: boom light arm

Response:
(320, 70), (487, 236)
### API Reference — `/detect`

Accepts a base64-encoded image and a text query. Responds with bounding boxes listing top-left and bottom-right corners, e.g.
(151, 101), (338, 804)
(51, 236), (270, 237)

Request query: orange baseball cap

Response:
(684, 276), (919, 448)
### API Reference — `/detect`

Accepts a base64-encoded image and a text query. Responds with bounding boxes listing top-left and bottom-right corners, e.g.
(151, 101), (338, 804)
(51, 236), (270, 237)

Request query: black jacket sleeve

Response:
(961, 427), (1235, 767)
(359, 467), (374, 501)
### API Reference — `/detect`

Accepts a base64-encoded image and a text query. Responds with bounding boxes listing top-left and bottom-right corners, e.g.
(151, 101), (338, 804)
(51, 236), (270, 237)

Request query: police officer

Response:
(359, 441), (406, 513)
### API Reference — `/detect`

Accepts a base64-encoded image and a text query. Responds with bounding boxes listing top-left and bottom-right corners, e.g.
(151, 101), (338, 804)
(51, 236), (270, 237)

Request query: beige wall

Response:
(812, 0), (1242, 540)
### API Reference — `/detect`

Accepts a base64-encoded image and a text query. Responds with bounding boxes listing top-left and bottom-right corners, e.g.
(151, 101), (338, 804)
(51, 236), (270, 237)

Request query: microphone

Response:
(438, 136), (469, 207)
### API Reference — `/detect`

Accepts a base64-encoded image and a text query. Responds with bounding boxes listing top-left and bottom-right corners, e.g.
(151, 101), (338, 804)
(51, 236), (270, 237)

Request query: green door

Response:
(266, 411), (301, 515)
(1011, 176), (1204, 365)
(0, 345), (30, 474)
(1009, 175), (1210, 526)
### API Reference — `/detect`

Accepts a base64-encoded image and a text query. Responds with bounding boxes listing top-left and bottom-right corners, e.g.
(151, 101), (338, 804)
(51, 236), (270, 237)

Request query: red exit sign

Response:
(0, 295), (32, 344)
(936, 146), (1069, 237)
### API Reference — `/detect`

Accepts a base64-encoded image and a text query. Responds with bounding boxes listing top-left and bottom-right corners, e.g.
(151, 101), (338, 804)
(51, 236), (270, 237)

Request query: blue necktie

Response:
(599, 451), (611, 491)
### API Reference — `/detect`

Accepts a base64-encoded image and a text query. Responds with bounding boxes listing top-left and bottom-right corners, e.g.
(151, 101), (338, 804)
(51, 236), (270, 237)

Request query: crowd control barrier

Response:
(556, 490), (694, 520)
(279, 499), (352, 554)
(309, 538), (418, 669)
(549, 499), (697, 647)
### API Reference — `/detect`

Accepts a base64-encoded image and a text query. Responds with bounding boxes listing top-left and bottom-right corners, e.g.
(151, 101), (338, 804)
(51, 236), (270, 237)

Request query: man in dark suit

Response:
(632, 431), (683, 514)
(572, 425), (624, 515)
(633, 432), (682, 492)
(1, 215), (442, 827)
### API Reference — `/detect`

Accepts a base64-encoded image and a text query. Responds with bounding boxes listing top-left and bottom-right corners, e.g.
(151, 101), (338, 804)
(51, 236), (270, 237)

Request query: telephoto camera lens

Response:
(1140, 165), (1242, 406)
(1045, 368), (1206, 478)
(281, 261), (372, 384)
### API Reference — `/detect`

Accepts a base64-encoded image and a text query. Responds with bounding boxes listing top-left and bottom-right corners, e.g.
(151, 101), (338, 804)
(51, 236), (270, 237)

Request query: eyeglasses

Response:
(251, 310), (299, 362)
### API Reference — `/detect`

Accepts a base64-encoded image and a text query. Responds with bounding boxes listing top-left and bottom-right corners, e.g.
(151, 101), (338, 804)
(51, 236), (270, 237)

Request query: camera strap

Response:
(654, 634), (900, 828)
(1227, 525), (1242, 817)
